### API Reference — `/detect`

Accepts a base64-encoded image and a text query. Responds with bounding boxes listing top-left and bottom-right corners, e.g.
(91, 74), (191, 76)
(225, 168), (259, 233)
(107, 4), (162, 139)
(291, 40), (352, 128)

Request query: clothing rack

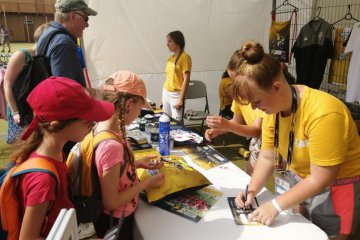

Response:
(271, 0), (299, 15)
(310, 7), (322, 21)
(331, 4), (360, 26)
(273, 0), (360, 102)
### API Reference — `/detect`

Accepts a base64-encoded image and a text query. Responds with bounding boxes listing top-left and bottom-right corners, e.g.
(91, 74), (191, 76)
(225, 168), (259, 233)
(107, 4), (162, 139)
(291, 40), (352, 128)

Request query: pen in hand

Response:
(243, 184), (248, 211)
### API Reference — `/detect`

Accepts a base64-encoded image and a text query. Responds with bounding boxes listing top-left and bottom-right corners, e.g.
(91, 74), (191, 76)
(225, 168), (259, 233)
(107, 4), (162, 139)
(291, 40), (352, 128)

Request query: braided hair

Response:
(101, 78), (144, 164)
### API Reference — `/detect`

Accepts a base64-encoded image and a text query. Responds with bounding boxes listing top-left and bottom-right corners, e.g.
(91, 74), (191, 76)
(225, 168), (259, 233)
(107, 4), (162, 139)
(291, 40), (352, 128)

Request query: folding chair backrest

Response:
(186, 81), (207, 99)
(182, 80), (210, 133)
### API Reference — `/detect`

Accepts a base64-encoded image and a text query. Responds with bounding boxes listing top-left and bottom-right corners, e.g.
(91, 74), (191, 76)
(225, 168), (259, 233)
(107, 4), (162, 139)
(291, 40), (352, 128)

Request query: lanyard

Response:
(274, 86), (297, 171)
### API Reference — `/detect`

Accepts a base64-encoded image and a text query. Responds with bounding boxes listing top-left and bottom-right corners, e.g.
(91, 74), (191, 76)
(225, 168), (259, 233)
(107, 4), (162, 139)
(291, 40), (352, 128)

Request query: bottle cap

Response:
(159, 113), (170, 122)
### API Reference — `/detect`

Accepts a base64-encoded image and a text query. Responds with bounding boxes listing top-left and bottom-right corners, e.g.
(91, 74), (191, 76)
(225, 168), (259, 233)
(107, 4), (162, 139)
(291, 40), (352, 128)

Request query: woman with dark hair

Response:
(233, 41), (360, 240)
(4, 23), (50, 127)
(162, 30), (192, 121)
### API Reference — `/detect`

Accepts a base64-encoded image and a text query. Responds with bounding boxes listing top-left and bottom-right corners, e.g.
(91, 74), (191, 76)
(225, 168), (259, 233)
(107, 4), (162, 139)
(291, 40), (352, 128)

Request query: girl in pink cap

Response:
(0, 77), (114, 239)
(93, 70), (165, 239)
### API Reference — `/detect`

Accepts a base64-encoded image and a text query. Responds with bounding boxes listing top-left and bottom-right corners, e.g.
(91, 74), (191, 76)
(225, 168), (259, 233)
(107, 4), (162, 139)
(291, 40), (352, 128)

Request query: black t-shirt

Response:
(292, 18), (334, 89)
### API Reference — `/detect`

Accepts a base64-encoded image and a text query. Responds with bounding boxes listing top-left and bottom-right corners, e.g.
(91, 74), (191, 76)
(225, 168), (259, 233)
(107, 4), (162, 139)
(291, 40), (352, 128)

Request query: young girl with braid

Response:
(93, 71), (165, 239)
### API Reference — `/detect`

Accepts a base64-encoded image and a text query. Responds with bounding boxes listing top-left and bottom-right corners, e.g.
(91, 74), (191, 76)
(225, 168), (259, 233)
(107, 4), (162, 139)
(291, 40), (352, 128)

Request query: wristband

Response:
(271, 199), (283, 213)
(11, 111), (19, 116)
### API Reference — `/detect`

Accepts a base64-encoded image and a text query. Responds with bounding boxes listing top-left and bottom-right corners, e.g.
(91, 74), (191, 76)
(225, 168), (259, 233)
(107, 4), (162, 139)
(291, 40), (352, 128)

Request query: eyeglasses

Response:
(74, 12), (89, 23)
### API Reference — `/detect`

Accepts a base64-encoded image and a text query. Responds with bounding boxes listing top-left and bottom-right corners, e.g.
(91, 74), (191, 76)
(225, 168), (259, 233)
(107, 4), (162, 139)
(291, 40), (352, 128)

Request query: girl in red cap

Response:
(1, 77), (114, 239)
(93, 70), (165, 239)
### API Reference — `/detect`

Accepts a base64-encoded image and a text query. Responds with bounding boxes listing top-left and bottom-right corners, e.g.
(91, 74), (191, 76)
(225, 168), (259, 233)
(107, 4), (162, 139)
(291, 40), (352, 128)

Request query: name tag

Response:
(275, 173), (291, 196)
(274, 170), (301, 195)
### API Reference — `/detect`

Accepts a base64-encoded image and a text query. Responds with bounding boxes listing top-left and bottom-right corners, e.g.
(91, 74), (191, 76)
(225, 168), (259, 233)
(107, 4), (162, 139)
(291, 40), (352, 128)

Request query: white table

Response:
(134, 151), (328, 240)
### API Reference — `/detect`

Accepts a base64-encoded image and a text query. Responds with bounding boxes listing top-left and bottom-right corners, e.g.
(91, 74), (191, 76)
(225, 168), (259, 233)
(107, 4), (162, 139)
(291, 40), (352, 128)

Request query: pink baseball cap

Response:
(103, 71), (147, 98)
(21, 77), (115, 140)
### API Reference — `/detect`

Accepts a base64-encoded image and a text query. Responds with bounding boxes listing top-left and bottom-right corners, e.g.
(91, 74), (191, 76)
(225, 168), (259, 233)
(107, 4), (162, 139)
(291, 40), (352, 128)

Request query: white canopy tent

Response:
(83, 0), (273, 114)
(82, 0), (321, 114)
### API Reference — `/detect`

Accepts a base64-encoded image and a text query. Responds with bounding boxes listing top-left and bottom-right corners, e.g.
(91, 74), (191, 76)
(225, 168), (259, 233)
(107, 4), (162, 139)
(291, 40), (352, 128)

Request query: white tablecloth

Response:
(134, 151), (328, 240)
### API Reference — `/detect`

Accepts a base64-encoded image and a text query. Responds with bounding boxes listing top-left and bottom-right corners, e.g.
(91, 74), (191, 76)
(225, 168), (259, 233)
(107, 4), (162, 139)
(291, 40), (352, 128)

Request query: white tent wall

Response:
(84, 0), (343, 116)
(83, 0), (273, 115)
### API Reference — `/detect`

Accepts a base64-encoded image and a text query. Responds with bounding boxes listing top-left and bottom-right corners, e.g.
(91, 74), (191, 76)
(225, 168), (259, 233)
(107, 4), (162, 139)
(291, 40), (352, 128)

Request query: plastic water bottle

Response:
(159, 113), (170, 156)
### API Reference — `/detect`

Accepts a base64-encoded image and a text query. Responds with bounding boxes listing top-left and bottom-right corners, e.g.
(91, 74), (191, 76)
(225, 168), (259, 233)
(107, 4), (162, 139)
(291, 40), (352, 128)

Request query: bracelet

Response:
(271, 199), (283, 213)
(11, 111), (19, 116)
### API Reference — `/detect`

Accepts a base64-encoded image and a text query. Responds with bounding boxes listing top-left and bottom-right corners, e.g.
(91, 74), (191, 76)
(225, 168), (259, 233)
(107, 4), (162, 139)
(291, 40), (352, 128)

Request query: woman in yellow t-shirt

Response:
(218, 70), (234, 119)
(162, 31), (192, 121)
(206, 50), (264, 176)
(233, 41), (360, 240)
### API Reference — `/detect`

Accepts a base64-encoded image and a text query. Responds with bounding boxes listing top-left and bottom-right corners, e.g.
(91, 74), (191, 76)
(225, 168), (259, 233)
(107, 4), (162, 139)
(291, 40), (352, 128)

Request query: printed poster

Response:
(154, 186), (223, 222)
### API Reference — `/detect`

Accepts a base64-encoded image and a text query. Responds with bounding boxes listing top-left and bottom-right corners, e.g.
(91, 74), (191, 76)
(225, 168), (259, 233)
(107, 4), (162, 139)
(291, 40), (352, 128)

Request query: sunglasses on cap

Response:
(74, 12), (89, 23)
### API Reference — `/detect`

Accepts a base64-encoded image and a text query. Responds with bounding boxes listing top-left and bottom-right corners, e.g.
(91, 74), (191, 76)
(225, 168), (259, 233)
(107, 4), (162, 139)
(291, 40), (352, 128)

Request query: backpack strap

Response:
(0, 158), (59, 240)
(93, 130), (127, 177)
(38, 29), (69, 56)
(11, 157), (60, 193)
(19, 48), (32, 64)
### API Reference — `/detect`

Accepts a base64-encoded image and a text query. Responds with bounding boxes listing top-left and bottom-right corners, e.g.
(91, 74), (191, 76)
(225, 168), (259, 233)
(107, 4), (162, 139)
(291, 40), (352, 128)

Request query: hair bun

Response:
(241, 41), (264, 64)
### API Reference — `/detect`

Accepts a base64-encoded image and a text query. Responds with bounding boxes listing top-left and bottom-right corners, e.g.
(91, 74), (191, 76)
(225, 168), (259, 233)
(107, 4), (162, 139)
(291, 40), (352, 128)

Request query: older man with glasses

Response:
(35, 0), (96, 88)
(34, 1), (98, 238)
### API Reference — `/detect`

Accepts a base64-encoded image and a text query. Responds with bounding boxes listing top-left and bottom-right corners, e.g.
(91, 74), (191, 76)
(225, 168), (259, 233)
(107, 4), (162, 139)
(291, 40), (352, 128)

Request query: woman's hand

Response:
(173, 100), (183, 109)
(136, 155), (164, 169)
(204, 129), (221, 142)
(235, 189), (279, 226)
(248, 201), (279, 226)
(206, 115), (230, 129)
(235, 189), (255, 209)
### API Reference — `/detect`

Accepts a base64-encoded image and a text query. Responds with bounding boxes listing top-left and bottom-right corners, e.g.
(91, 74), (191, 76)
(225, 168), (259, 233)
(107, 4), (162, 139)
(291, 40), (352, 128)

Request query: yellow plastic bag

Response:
(137, 155), (211, 203)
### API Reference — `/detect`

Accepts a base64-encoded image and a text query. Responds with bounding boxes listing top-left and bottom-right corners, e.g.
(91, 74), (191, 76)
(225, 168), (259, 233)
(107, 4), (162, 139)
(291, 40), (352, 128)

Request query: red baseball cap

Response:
(21, 77), (115, 140)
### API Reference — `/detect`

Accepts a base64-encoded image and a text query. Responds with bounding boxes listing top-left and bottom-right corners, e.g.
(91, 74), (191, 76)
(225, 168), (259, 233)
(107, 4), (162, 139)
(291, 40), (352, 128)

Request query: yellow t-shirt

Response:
(219, 77), (233, 110)
(261, 86), (360, 179)
(231, 101), (265, 125)
(328, 28), (351, 88)
(164, 51), (192, 92)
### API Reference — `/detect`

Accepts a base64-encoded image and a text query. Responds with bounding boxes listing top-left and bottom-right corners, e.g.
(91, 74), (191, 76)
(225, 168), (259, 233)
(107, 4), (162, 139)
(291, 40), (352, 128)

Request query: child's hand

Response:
(147, 173), (165, 188)
(136, 155), (163, 169)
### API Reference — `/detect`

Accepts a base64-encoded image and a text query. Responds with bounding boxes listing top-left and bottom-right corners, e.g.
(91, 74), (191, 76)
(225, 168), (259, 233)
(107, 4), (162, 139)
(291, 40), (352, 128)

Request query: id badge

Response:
(274, 170), (293, 196)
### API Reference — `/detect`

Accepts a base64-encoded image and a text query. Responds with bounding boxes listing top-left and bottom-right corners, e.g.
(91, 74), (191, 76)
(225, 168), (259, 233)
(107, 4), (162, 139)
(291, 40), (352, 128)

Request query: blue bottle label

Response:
(159, 121), (170, 156)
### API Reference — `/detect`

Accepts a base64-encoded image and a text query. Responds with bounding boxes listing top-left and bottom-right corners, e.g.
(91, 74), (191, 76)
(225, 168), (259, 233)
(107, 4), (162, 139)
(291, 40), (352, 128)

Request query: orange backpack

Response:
(0, 158), (59, 240)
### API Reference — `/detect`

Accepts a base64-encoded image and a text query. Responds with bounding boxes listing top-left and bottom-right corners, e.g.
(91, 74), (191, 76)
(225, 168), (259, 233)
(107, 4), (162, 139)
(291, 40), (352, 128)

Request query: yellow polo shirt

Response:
(164, 51), (192, 92)
(261, 86), (360, 179)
